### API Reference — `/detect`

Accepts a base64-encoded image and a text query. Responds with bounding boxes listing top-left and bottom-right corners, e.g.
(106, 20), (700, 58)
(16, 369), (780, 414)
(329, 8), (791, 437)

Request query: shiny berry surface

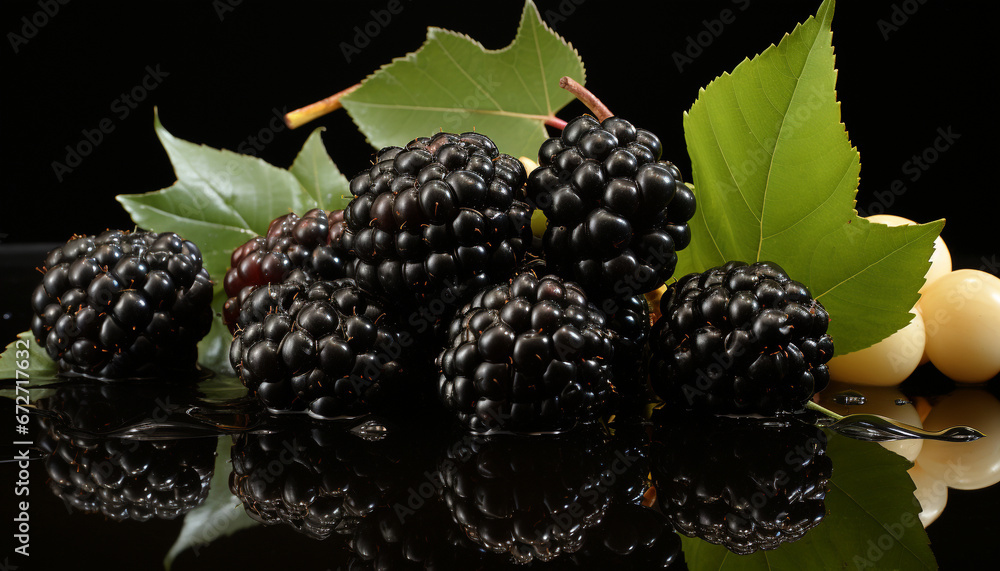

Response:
(649, 260), (833, 414)
(528, 115), (696, 297)
(437, 267), (615, 432)
(223, 208), (349, 332)
(343, 132), (533, 310)
(230, 278), (410, 418)
(30, 230), (213, 378)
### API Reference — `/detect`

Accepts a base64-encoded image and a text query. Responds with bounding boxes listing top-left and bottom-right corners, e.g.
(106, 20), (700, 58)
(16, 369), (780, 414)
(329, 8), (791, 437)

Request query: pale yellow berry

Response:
(919, 269), (1000, 383)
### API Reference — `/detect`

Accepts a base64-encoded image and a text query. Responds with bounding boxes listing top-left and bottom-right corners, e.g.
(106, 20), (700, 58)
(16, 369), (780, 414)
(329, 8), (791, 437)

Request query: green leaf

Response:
(0, 332), (57, 387)
(164, 436), (257, 570)
(342, 0), (585, 158)
(0, 331), (56, 379)
(676, 0), (942, 355)
(288, 127), (353, 211)
(0, 332), (59, 402)
(195, 374), (247, 402)
(680, 431), (936, 571)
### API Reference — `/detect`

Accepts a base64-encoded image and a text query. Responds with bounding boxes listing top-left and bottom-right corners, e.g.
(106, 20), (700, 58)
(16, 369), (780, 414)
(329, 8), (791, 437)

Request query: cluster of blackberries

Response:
(343, 132), (534, 309)
(29, 117), (835, 439)
(438, 267), (616, 432)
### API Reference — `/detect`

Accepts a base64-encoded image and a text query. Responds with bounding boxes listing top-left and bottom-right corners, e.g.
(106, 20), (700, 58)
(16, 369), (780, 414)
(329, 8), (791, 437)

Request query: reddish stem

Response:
(545, 116), (568, 130)
(559, 76), (613, 121)
(284, 84), (361, 129)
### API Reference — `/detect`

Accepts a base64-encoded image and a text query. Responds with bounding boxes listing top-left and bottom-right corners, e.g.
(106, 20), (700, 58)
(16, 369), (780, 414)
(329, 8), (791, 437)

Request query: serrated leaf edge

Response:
(342, 0), (585, 125)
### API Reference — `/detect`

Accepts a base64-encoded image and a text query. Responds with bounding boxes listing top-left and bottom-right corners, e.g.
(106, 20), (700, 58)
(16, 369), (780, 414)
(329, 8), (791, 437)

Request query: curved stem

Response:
(284, 84), (361, 129)
(559, 76), (613, 121)
(544, 116), (567, 130)
(806, 400), (844, 421)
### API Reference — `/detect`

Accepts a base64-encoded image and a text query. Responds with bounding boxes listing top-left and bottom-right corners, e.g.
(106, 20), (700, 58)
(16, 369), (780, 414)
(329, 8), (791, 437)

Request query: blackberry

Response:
(36, 383), (216, 521)
(520, 258), (652, 403)
(650, 410), (832, 554)
(230, 418), (414, 539)
(438, 428), (613, 564)
(527, 114), (695, 297)
(230, 278), (410, 418)
(223, 208), (349, 332)
(650, 261), (834, 414)
(30, 230), (213, 378)
(437, 268), (615, 433)
(343, 132), (533, 310)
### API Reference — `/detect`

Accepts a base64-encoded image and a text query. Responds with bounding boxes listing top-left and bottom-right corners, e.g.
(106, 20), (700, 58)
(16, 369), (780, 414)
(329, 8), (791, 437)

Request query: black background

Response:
(1, 0), (997, 569)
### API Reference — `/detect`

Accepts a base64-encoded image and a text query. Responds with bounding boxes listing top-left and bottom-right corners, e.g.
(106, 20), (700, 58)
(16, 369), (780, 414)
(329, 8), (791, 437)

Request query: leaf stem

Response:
(544, 116), (567, 130)
(558, 76), (613, 122)
(284, 84), (361, 129)
(806, 400), (844, 421)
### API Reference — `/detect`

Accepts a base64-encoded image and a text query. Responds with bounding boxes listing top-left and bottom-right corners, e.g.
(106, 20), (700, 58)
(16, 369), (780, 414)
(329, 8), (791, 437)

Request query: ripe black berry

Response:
(230, 278), (411, 418)
(30, 230), (213, 378)
(437, 268), (615, 432)
(649, 261), (833, 414)
(528, 115), (695, 297)
(343, 132), (533, 310)
(223, 209), (349, 332)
